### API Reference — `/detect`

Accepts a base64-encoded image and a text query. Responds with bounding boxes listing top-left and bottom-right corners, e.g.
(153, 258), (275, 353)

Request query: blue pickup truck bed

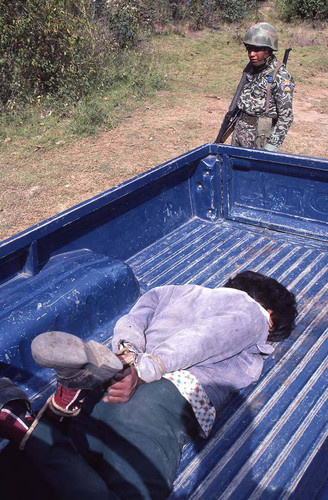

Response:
(1, 144), (327, 498)
(130, 217), (328, 499)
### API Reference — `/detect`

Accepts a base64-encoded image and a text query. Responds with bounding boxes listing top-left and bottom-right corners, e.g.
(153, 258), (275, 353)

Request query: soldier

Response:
(231, 22), (294, 151)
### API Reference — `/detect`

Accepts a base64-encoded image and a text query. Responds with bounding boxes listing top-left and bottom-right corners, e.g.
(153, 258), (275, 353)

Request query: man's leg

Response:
(24, 411), (116, 500)
(2, 332), (198, 499)
(30, 331), (199, 497)
(71, 378), (199, 500)
(0, 378), (116, 500)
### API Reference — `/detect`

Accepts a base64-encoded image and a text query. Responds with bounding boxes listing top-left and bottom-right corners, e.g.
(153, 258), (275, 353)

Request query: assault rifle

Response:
(214, 49), (292, 144)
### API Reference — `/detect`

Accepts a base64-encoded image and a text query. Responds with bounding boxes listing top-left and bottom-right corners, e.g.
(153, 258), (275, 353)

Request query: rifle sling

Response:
(265, 61), (283, 114)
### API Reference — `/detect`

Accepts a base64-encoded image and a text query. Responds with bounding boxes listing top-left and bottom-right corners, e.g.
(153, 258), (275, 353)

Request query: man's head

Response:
(245, 45), (271, 68)
(224, 270), (297, 342)
(243, 22), (278, 68)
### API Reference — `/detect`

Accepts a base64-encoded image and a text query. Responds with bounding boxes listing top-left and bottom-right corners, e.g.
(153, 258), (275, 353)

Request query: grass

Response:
(0, 48), (167, 154)
(152, 28), (246, 96)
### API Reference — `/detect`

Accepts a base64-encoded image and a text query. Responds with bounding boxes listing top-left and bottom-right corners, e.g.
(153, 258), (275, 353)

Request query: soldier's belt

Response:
(240, 113), (259, 126)
(240, 113), (274, 127)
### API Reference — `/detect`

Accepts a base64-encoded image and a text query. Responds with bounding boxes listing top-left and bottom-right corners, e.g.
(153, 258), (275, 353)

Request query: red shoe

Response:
(0, 378), (34, 445)
(47, 385), (87, 420)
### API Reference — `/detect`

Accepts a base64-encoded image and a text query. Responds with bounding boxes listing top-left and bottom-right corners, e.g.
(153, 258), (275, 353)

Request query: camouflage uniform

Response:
(231, 57), (294, 150)
(231, 23), (294, 151)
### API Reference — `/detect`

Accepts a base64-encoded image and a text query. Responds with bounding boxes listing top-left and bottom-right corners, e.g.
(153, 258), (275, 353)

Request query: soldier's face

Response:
(246, 45), (268, 67)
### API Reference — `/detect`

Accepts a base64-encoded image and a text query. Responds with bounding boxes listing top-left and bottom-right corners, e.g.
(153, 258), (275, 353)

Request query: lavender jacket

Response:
(112, 285), (274, 410)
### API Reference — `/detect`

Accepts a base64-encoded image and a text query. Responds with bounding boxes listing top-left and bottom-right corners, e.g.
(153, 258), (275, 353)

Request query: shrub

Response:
(0, 0), (105, 108)
(0, 0), (162, 108)
(0, 0), (255, 109)
(277, 0), (328, 21)
(178, 0), (254, 29)
(105, 0), (153, 49)
(218, 0), (253, 23)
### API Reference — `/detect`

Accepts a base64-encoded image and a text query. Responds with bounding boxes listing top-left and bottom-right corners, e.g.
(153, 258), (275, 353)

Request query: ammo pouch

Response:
(255, 116), (272, 149)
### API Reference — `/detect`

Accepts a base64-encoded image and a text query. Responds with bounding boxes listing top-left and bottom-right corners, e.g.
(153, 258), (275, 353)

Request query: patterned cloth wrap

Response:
(163, 370), (216, 438)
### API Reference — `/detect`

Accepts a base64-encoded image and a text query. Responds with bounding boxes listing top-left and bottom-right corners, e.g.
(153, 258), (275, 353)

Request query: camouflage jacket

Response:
(237, 56), (294, 148)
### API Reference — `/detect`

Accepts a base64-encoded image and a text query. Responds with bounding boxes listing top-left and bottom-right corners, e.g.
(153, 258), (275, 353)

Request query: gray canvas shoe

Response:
(31, 331), (123, 389)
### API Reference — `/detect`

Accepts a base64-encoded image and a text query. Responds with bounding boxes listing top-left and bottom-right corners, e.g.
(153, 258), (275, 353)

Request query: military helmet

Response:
(243, 22), (278, 51)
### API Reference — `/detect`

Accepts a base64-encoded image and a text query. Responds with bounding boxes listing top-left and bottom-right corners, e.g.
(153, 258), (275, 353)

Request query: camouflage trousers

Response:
(231, 118), (257, 148)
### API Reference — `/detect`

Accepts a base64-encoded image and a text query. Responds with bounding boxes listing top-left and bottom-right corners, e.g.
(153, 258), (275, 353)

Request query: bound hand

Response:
(103, 365), (142, 403)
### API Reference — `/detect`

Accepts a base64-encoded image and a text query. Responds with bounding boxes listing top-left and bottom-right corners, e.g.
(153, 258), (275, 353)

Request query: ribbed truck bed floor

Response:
(127, 217), (328, 500)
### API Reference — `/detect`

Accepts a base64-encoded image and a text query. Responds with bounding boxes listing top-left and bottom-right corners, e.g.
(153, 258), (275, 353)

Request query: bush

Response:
(217, 0), (253, 23)
(0, 0), (106, 108)
(0, 0), (162, 108)
(277, 0), (328, 21)
(0, 0), (254, 109)
(175, 0), (254, 29)
(105, 0), (153, 49)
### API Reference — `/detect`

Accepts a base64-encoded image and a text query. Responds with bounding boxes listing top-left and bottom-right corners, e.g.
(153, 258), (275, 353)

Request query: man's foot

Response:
(46, 385), (88, 420)
(0, 378), (34, 445)
(31, 331), (123, 389)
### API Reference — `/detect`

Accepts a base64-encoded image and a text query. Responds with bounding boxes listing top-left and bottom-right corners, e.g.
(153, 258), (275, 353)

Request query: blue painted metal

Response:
(131, 217), (328, 499)
(0, 144), (327, 497)
(220, 146), (328, 240)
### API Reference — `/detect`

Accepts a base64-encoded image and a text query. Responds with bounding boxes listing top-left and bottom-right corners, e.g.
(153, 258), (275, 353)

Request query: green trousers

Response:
(21, 378), (198, 500)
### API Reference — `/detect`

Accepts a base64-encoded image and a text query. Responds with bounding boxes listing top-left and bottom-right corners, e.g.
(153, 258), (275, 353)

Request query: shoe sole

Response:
(31, 331), (123, 381)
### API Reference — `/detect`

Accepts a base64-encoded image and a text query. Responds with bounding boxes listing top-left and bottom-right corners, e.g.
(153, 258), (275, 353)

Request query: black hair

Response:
(224, 270), (298, 341)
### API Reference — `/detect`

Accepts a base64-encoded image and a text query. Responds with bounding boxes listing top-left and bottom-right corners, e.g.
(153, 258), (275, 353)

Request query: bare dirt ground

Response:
(1, 77), (328, 241)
